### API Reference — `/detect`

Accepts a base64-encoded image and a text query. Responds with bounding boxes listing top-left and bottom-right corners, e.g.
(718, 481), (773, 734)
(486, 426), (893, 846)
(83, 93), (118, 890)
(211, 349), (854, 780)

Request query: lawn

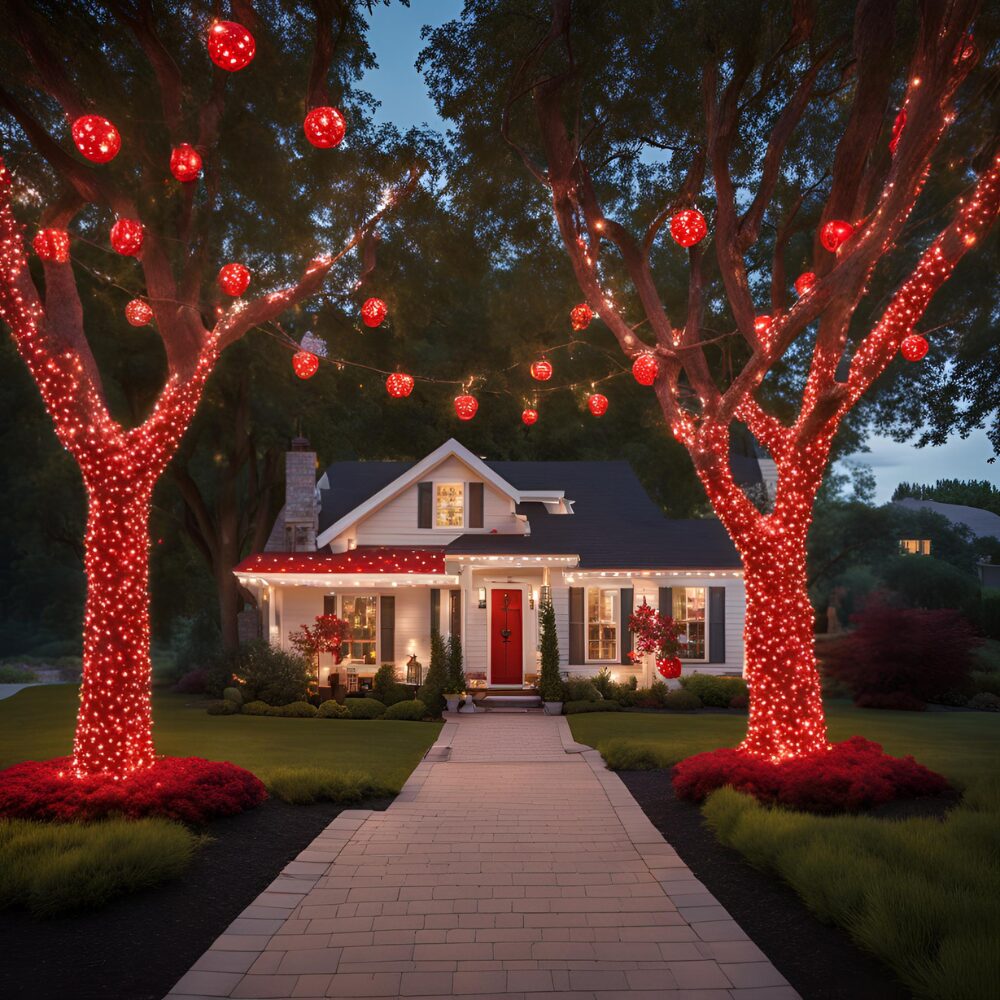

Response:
(0, 686), (441, 793)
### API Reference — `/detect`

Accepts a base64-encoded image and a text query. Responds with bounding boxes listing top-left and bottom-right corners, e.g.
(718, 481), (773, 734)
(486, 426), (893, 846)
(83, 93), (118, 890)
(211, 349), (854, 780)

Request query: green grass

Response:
(0, 817), (198, 917)
(0, 686), (441, 794)
(264, 767), (395, 805)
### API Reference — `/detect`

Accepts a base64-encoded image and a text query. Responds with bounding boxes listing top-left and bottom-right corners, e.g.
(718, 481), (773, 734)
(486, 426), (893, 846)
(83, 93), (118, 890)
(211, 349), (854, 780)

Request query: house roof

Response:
(234, 548), (447, 576)
(893, 498), (1000, 540)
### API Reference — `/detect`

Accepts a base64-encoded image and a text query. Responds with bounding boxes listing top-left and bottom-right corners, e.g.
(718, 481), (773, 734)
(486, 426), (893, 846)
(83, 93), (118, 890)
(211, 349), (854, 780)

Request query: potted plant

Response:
(538, 597), (563, 715)
(628, 599), (684, 683)
(443, 690), (463, 712)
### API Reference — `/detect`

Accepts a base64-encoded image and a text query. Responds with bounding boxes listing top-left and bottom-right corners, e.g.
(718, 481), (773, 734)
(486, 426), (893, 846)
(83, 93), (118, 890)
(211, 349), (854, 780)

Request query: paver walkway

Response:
(167, 713), (796, 1000)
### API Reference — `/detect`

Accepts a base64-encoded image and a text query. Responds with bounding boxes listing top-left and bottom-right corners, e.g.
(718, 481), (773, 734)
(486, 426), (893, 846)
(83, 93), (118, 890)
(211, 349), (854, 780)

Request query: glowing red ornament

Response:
(293, 351), (319, 379)
(632, 353), (658, 386)
(170, 144), (202, 183)
(570, 303), (593, 331)
(753, 315), (772, 337)
(521, 407), (539, 426)
(361, 297), (387, 327)
(656, 656), (682, 680)
(71, 115), (121, 163)
(304, 106), (346, 149)
(820, 219), (854, 253)
(386, 372), (414, 398)
(794, 271), (816, 297)
(33, 228), (70, 263)
(454, 394), (478, 421)
(530, 358), (553, 382)
(669, 209), (708, 248)
(125, 299), (153, 326)
(218, 263), (251, 296)
(207, 20), (255, 71)
(588, 393), (608, 417)
(889, 109), (906, 157)
(900, 333), (929, 362)
(110, 218), (144, 257)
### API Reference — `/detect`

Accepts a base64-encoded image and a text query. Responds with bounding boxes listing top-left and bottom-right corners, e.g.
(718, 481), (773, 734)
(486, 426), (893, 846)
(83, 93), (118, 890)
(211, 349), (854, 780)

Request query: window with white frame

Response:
(342, 595), (377, 665)
(672, 587), (707, 659)
(586, 588), (618, 661)
(435, 483), (464, 527)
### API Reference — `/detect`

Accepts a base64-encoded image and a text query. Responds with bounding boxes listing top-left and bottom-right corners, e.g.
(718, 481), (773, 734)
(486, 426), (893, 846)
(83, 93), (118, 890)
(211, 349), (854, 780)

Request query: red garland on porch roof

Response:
(234, 548), (448, 575)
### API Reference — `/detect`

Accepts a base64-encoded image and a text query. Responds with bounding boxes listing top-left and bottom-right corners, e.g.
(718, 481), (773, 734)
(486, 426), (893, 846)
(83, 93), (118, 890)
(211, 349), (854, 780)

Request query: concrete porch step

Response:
(479, 694), (543, 711)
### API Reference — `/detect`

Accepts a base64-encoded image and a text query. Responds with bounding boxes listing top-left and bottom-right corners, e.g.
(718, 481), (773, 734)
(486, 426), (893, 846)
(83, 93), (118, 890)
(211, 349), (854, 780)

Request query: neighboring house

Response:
(234, 439), (746, 690)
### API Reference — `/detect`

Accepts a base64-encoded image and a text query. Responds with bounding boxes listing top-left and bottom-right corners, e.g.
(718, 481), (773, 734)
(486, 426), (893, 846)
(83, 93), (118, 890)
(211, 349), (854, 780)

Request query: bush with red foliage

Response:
(672, 737), (951, 814)
(824, 597), (979, 708)
(0, 756), (266, 824)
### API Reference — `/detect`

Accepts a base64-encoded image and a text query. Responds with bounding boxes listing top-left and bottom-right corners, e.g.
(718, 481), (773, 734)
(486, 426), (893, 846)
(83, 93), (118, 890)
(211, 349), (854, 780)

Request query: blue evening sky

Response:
(360, 1), (998, 503)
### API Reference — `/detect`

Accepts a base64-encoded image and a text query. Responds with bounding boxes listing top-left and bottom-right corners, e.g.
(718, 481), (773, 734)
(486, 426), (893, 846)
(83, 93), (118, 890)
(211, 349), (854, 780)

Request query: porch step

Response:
(480, 694), (543, 711)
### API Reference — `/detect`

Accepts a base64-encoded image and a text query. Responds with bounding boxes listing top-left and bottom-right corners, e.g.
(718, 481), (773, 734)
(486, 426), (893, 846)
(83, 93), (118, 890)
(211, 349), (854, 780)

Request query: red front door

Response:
(490, 588), (523, 685)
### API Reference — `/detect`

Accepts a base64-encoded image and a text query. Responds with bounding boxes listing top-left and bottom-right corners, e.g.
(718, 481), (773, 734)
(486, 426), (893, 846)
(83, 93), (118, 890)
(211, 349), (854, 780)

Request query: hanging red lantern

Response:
(521, 407), (539, 426)
(110, 218), (144, 257)
(794, 271), (816, 297)
(304, 106), (346, 148)
(588, 393), (609, 417)
(125, 299), (153, 326)
(753, 315), (772, 337)
(386, 372), (414, 398)
(632, 353), (658, 386)
(656, 656), (683, 680)
(820, 219), (854, 253)
(71, 115), (121, 163)
(530, 358), (553, 382)
(218, 263), (251, 296)
(33, 228), (70, 263)
(570, 303), (593, 331)
(669, 209), (707, 248)
(361, 297), (387, 327)
(207, 20), (255, 71)
(170, 144), (202, 183)
(293, 351), (319, 379)
(454, 394), (478, 421)
(889, 109), (907, 157)
(900, 333), (929, 362)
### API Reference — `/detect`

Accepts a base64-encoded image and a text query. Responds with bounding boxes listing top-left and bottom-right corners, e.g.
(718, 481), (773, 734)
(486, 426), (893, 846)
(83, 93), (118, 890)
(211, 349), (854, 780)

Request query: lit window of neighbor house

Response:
(586, 588), (618, 661)
(435, 483), (464, 527)
(900, 538), (932, 555)
(673, 587), (707, 660)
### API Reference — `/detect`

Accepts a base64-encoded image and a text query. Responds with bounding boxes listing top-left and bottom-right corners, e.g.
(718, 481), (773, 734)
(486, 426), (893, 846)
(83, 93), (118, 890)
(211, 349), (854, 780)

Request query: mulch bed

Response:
(619, 769), (913, 1000)
(0, 796), (391, 1000)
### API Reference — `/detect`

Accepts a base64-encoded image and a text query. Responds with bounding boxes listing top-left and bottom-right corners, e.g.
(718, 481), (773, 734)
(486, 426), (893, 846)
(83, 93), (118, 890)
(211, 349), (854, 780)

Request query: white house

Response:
(234, 439), (746, 691)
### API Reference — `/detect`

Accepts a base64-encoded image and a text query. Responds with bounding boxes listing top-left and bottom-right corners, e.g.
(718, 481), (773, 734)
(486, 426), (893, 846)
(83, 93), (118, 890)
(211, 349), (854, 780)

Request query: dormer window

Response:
(435, 483), (464, 527)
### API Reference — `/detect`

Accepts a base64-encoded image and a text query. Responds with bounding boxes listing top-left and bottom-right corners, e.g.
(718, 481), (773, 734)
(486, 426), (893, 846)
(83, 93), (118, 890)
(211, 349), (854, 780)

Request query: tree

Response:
(417, 629), (448, 716)
(892, 478), (1000, 516)
(537, 597), (562, 703)
(423, 0), (999, 759)
(445, 633), (466, 693)
(0, 2), (418, 777)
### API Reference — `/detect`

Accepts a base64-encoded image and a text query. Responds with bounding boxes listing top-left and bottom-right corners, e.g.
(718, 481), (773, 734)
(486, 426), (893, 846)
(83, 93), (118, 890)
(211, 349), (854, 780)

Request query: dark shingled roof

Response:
(317, 456), (740, 570)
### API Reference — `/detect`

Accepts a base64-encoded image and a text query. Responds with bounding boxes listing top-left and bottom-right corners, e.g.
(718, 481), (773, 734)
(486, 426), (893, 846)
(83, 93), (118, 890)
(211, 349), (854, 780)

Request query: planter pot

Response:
(543, 701), (563, 716)
(445, 697), (460, 713)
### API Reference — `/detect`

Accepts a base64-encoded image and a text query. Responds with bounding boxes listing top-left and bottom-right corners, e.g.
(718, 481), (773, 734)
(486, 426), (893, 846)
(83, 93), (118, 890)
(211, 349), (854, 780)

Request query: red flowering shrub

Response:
(0, 756), (266, 824)
(672, 737), (951, 814)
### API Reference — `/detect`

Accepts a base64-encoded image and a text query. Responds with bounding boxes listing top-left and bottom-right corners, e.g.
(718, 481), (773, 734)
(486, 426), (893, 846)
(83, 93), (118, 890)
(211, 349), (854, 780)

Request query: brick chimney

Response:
(283, 436), (319, 551)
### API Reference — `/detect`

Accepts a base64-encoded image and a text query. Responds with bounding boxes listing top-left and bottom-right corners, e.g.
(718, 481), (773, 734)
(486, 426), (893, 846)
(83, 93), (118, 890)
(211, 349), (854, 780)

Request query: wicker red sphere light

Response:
(207, 20), (255, 71)
(530, 358), (553, 382)
(794, 271), (817, 297)
(292, 351), (319, 379)
(454, 394), (478, 421)
(218, 263), (251, 296)
(632, 352), (658, 386)
(125, 299), (154, 326)
(33, 228), (70, 263)
(587, 393), (608, 417)
(110, 218), (144, 257)
(656, 656), (683, 680)
(361, 297), (387, 327)
(900, 333), (929, 362)
(304, 106), (347, 149)
(521, 407), (539, 426)
(669, 208), (708, 248)
(170, 144), (202, 183)
(385, 372), (414, 398)
(570, 303), (593, 331)
(71, 114), (121, 163)
(820, 219), (854, 253)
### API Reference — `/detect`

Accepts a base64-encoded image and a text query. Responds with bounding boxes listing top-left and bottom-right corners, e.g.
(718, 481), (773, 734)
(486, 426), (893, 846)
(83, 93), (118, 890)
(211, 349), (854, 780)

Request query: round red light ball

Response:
(110, 218), (144, 257)
(71, 115), (121, 163)
(820, 219), (854, 253)
(218, 263), (251, 297)
(753, 315), (772, 337)
(207, 20), (255, 71)
(33, 228), (70, 263)
(170, 144), (202, 183)
(632, 353), (658, 386)
(669, 209), (707, 248)
(521, 408), (539, 426)
(587, 393), (608, 417)
(656, 656), (682, 680)
(293, 351), (319, 379)
(794, 271), (816, 297)
(125, 299), (153, 326)
(900, 334), (929, 362)
(361, 297), (387, 328)
(530, 358), (552, 382)
(304, 106), (347, 149)
(386, 373), (414, 398)
(454, 394), (478, 421)
(570, 303), (593, 331)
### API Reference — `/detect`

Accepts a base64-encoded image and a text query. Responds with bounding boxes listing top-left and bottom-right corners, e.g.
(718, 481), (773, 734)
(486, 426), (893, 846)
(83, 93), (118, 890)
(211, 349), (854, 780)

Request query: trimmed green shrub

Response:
(446, 634), (466, 694)
(971, 671), (1000, 696)
(662, 689), (703, 711)
(345, 698), (386, 719)
(600, 738), (677, 771)
(371, 664), (408, 706)
(417, 631), (448, 715)
(564, 700), (622, 715)
(222, 686), (243, 706)
(968, 692), (1000, 712)
(592, 666), (614, 699)
(882, 555), (979, 610)
(206, 699), (239, 715)
(267, 701), (317, 718)
(0, 665), (36, 684)
(563, 677), (601, 702)
(537, 599), (562, 702)
(216, 640), (313, 706)
(262, 768), (394, 805)
(317, 700), (350, 718)
(242, 700), (270, 716)
(384, 699), (427, 721)
(680, 673), (748, 708)
(633, 680), (670, 708)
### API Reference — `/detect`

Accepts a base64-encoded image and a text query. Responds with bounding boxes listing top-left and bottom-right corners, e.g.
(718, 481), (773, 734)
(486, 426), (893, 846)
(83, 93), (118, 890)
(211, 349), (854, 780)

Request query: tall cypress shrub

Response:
(418, 630), (449, 716)
(538, 598), (563, 702)
(446, 634), (466, 693)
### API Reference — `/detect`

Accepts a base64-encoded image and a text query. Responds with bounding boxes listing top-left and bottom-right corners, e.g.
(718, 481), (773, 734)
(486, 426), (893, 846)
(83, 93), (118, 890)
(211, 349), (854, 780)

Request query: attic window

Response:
(435, 483), (464, 528)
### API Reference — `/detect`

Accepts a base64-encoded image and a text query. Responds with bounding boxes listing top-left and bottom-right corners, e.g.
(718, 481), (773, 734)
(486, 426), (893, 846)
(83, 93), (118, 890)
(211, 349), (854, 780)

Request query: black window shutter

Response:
(449, 589), (462, 639)
(619, 587), (634, 664)
(417, 481), (432, 528)
(658, 587), (673, 619)
(323, 593), (337, 616)
(468, 482), (484, 528)
(568, 587), (584, 664)
(708, 586), (726, 663)
(379, 596), (395, 664)
(430, 588), (441, 634)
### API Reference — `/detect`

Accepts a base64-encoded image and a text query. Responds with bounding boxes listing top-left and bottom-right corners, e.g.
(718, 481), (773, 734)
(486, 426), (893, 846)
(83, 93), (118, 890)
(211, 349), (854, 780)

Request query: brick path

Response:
(167, 713), (796, 1000)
